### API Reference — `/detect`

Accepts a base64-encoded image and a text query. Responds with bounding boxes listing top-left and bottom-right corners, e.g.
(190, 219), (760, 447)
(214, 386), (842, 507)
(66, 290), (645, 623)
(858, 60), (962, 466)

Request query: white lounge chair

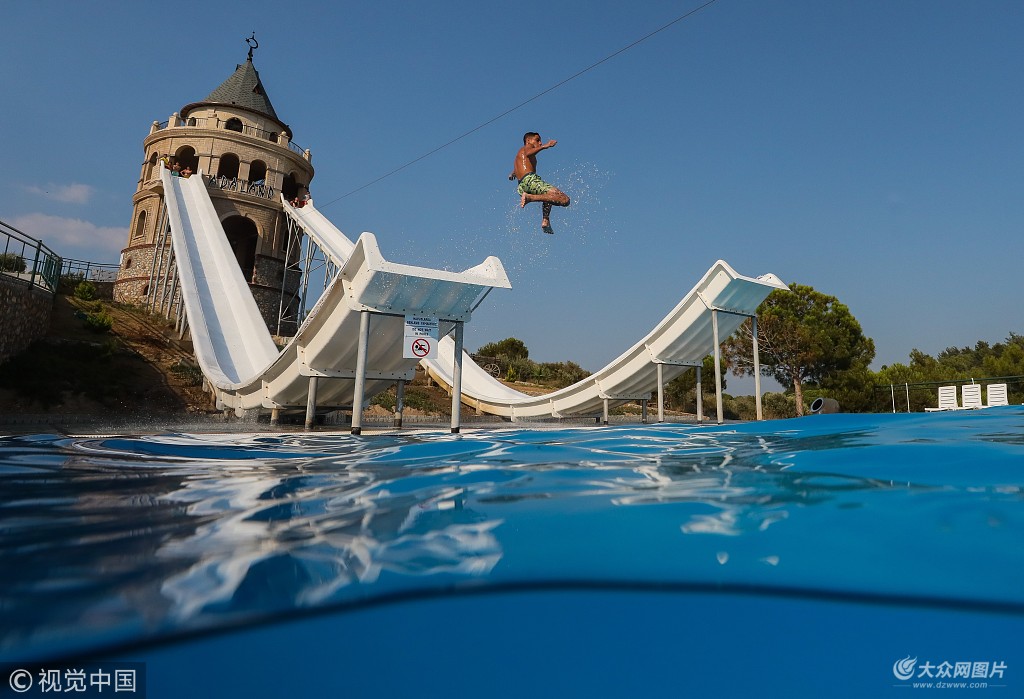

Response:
(925, 385), (960, 412)
(986, 383), (1009, 408)
(961, 383), (983, 409)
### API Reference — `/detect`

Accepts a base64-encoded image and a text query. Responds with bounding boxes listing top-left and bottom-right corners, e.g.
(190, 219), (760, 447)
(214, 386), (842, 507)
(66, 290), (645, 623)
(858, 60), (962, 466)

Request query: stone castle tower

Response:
(113, 40), (314, 337)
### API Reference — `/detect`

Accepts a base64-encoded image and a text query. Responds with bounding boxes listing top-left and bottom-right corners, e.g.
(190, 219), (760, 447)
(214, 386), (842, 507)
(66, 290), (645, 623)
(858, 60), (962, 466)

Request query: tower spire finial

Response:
(246, 32), (258, 61)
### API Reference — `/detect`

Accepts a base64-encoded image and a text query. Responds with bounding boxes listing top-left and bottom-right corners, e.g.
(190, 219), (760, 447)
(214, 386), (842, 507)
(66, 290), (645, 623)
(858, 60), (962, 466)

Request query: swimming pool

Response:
(1, 409), (1022, 697)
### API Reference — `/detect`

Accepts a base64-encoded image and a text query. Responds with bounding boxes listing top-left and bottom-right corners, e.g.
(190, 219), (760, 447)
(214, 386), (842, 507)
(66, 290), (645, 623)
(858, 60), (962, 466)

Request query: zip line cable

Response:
(318, 0), (721, 209)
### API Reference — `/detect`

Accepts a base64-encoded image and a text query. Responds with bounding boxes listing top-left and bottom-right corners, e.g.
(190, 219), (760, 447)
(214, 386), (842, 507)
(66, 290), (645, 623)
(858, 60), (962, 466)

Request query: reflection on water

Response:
(2, 409), (1024, 660)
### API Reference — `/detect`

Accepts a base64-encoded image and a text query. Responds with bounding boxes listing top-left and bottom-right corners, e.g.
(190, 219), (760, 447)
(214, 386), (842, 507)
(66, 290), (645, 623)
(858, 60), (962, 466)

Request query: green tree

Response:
(476, 337), (529, 361)
(723, 283), (875, 416)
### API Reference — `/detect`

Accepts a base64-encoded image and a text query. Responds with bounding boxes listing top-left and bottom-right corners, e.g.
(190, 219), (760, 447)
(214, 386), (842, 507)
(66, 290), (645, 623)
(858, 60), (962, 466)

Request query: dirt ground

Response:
(0, 295), (216, 418)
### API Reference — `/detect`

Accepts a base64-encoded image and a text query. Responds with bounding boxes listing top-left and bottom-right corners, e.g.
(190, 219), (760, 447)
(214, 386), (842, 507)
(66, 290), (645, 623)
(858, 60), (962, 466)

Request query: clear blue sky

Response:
(2, 1), (1022, 392)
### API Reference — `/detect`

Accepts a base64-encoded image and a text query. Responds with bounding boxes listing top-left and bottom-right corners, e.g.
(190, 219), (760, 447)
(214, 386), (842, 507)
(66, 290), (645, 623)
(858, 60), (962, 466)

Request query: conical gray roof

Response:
(181, 57), (289, 137)
(202, 57), (280, 120)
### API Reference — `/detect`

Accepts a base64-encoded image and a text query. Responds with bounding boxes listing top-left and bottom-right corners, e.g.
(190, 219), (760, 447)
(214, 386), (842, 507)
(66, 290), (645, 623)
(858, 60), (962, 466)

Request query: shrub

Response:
(83, 307), (113, 333)
(74, 280), (97, 301)
(371, 390), (396, 411)
(170, 360), (204, 386)
(0, 253), (26, 273)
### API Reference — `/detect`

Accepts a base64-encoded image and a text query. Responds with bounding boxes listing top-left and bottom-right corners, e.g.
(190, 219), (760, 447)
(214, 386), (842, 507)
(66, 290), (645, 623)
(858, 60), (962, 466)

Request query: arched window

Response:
(174, 145), (199, 173)
(225, 118), (243, 133)
(222, 216), (259, 281)
(281, 172), (299, 200)
(249, 160), (268, 184)
(145, 152), (158, 182)
(217, 153), (240, 179)
(132, 210), (147, 240)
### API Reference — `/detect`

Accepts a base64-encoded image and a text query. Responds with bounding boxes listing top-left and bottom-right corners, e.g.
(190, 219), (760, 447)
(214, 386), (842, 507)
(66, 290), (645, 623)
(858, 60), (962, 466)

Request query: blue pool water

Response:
(1, 409), (1023, 697)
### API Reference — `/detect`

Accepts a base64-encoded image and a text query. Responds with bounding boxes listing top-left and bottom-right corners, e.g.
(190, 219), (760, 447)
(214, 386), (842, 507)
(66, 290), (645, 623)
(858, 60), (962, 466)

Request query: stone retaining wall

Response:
(0, 276), (54, 364)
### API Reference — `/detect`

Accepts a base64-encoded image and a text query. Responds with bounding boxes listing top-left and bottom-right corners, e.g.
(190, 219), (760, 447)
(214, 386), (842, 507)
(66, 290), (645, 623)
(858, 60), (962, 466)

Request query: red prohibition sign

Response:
(411, 337), (432, 357)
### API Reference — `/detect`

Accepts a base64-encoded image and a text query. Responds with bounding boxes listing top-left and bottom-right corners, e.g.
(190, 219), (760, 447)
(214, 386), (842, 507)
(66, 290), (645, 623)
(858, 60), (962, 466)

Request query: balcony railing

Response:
(206, 174), (276, 201)
(0, 218), (62, 294)
(154, 118), (307, 157)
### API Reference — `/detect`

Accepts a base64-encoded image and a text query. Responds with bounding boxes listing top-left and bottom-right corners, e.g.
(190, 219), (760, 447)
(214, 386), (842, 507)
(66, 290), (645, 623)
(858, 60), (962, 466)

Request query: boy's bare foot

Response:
(520, 192), (528, 208)
(542, 220), (554, 235)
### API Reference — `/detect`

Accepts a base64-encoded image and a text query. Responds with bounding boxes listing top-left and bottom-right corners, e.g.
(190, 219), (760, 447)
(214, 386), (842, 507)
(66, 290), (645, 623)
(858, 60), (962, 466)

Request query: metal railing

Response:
(875, 376), (1024, 412)
(206, 174), (276, 201)
(155, 117), (306, 156)
(0, 218), (62, 293)
(60, 258), (120, 282)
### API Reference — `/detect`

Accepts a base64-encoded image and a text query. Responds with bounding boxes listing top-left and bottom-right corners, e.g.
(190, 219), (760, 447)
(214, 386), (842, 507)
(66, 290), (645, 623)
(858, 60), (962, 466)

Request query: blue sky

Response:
(2, 1), (1022, 392)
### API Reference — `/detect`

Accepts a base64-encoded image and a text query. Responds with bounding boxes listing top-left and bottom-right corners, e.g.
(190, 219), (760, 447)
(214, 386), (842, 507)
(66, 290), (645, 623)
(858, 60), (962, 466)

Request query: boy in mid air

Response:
(509, 132), (570, 234)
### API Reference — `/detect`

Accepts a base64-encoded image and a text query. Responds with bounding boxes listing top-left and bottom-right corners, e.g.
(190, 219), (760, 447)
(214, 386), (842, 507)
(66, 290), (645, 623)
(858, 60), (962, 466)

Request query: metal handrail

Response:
(205, 174), (276, 201)
(876, 376), (1024, 413)
(156, 117), (306, 155)
(0, 218), (62, 293)
(61, 258), (120, 282)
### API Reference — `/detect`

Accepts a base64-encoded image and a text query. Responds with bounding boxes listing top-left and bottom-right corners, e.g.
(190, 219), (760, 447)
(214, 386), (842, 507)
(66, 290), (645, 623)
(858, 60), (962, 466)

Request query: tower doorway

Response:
(222, 216), (258, 281)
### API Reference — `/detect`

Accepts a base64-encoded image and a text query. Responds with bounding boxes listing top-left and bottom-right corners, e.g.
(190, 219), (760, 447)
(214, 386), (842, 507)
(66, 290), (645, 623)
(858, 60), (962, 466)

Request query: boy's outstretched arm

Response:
(522, 139), (557, 156)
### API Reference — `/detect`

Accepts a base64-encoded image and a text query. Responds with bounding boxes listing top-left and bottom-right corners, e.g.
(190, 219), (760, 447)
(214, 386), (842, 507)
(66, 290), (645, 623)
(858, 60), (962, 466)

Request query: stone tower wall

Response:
(113, 99), (314, 337)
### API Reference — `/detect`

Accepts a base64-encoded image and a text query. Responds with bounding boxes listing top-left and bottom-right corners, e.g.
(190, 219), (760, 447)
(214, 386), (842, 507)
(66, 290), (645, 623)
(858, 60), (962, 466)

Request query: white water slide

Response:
(161, 168), (510, 432)
(281, 197), (789, 424)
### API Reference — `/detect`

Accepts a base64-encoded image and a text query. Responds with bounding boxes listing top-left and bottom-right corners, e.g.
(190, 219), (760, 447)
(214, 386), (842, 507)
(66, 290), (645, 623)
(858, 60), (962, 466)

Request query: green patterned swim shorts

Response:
(517, 173), (552, 196)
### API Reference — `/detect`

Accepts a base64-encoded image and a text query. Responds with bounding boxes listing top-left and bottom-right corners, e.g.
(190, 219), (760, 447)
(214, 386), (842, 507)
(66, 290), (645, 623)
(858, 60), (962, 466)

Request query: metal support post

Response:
(351, 311), (371, 435)
(304, 377), (318, 430)
(394, 380), (405, 428)
(712, 309), (724, 425)
(657, 363), (665, 423)
(602, 398), (609, 426)
(641, 399), (648, 424)
(450, 321), (464, 433)
(752, 315), (763, 421)
(696, 366), (703, 423)
(270, 408), (280, 426)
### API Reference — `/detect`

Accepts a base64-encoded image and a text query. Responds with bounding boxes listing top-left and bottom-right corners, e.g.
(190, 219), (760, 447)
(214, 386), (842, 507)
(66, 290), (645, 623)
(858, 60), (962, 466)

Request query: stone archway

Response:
(217, 153), (240, 179)
(174, 145), (199, 173)
(222, 216), (258, 282)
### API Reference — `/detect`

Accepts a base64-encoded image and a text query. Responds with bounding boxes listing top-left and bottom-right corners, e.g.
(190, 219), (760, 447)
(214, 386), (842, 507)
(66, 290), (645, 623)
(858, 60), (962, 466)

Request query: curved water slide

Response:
(281, 199), (788, 422)
(161, 169), (510, 427)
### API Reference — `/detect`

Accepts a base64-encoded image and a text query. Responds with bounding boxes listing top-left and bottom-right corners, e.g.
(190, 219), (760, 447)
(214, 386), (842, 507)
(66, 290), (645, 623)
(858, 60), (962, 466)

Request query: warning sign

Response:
(406, 336), (435, 359)
(404, 315), (439, 337)
(404, 315), (438, 359)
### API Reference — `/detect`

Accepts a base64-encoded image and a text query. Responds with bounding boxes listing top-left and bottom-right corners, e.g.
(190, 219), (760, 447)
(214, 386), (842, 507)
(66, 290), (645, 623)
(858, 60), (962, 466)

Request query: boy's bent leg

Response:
(549, 187), (570, 207)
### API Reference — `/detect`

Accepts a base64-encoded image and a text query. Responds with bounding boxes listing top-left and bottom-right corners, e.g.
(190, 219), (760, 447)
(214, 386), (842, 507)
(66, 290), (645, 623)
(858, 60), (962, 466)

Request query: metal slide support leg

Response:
(351, 311), (371, 436)
(450, 322), (464, 434)
(602, 398), (609, 426)
(304, 377), (318, 431)
(394, 380), (405, 428)
(752, 315), (763, 421)
(641, 399), (648, 424)
(657, 363), (665, 423)
(270, 408), (280, 426)
(713, 309), (724, 425)
(696, 366), (704, 424)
